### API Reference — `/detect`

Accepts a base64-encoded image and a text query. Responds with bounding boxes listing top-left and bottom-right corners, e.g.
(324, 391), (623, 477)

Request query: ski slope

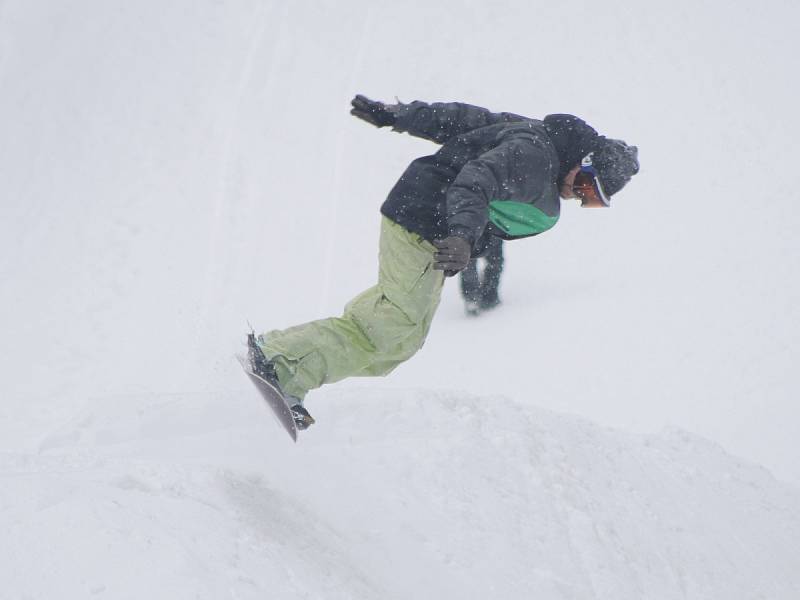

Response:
(2, 0), (799, 598)
(3, 389), (799, 599)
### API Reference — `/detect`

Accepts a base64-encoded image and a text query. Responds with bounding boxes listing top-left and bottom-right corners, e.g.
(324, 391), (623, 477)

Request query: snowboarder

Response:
(459, 236), (504, 316)
(248, 95), (640, 430)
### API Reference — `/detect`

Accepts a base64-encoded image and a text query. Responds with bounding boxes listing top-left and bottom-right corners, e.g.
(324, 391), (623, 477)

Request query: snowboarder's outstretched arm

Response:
(350, 95), (525, 144)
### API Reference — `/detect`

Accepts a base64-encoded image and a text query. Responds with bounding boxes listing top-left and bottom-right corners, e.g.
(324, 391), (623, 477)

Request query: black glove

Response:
(433, 236), (472, 277)
(350, 94), (396, 128)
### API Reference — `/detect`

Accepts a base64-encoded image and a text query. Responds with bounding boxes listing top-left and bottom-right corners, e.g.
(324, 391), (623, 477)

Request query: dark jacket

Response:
(379, 101), (603, 254)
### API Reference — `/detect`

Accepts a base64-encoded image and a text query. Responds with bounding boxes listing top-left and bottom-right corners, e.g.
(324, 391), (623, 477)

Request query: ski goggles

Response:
(573, 153), (611, 208)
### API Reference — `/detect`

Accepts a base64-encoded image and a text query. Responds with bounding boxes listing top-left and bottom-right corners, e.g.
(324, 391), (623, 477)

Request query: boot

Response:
(247, 333), (315, 430)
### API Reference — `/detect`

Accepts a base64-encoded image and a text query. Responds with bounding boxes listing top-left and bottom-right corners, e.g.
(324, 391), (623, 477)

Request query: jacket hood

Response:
(543, 114), (604, 184)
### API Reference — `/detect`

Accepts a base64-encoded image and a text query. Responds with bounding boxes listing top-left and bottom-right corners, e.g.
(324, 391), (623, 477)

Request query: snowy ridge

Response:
(2, 389), (798, 599)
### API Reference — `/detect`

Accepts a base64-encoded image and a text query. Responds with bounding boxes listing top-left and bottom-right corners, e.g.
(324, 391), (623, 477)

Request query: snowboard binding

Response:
(247, 333), (315, 431)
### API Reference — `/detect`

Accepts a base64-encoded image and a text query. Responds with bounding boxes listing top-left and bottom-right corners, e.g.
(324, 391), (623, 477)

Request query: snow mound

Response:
(2, 389), (799, 599)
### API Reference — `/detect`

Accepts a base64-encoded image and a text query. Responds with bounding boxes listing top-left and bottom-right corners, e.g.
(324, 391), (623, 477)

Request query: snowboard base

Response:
(237, 354), (298, 442)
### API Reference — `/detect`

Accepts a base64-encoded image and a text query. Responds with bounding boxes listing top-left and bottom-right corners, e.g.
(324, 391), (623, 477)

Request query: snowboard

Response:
(237, 354), (298, 442)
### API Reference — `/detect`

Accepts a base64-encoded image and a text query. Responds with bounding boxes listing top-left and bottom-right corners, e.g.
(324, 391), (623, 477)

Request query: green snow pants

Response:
(257, 217), (444, 401)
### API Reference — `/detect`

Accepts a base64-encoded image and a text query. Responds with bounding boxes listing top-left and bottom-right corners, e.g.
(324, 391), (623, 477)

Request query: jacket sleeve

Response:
(446, 136), (552, 246)
(391, 101), (525, 144)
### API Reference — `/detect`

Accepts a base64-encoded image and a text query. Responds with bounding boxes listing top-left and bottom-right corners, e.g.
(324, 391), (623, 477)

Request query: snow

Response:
(1, 0), (799, 598)
(3, 390), (800, 599)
